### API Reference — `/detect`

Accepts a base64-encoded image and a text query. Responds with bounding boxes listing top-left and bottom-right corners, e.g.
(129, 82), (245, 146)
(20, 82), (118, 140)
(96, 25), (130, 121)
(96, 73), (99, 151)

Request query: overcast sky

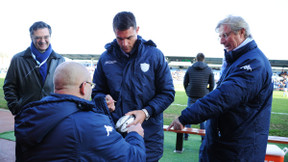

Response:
(0, 0), (287, 60)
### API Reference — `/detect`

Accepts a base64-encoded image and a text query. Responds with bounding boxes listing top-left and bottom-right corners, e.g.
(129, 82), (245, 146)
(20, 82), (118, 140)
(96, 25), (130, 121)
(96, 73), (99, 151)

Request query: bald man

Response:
(15, 62), (146, 161)
(53, 61), (93, 100)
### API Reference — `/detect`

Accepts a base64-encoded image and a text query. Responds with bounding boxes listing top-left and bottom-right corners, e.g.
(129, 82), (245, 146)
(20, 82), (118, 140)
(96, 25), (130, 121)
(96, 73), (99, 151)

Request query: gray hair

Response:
(215, 15), (251, 38)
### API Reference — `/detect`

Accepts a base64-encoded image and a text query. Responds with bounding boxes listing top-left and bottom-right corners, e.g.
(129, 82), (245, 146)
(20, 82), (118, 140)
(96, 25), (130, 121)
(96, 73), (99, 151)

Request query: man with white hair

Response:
(169, 15), (273, 161)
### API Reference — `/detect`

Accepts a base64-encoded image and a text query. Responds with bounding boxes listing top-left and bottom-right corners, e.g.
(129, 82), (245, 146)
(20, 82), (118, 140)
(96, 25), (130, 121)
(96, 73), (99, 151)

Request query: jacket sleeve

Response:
(86, 114), (146, 161)
(144, 52), (175, 116)
(178, 57), (269, 125)
(93, 96), (115, 127)
(92, 56), (109, 99)
(183, 69), (189, 89)
(208, 69), (215, 92)
(3, 56), (21, 115)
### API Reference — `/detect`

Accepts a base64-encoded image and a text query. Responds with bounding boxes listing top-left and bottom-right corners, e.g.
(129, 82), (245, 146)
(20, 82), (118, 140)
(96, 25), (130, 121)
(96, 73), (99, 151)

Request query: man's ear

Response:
(240, 28), (246, 36)
(79, 82), (86, 95)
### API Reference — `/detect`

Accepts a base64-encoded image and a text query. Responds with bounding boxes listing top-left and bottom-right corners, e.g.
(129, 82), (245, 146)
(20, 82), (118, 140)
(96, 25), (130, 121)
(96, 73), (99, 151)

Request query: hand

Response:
(105, 94), (116, 112)
(127, 123), (144, 138)
(126, 110), (146, 126)
(168, 118), (184, 130)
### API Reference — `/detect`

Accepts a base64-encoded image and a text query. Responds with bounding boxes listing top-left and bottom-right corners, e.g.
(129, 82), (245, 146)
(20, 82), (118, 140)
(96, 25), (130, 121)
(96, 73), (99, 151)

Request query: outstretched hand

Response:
(168, 118), (184, 130)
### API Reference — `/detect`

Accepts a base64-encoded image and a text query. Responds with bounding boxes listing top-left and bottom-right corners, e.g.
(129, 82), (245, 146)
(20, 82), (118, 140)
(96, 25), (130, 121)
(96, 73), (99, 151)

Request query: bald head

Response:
(54, 62), (92, 100)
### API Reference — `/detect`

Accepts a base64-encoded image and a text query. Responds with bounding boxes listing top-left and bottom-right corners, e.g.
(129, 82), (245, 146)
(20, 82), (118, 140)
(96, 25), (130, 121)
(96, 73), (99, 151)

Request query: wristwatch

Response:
(142, 109), (150, 120)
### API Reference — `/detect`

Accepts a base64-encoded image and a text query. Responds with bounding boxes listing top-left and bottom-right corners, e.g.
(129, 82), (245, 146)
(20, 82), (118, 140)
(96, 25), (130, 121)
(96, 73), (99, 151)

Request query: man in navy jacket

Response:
(92, 11), (175, 161)
(15, 62), (146, 161)
(169, 15), (273, 162)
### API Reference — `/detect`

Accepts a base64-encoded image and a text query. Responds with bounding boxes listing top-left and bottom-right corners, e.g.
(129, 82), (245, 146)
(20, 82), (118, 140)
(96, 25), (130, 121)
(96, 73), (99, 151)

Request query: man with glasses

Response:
(92, 11), (175, 161)
(3, 21), (65, 115)
(15, 62), (146, 161)
(169, 15), (273, 161)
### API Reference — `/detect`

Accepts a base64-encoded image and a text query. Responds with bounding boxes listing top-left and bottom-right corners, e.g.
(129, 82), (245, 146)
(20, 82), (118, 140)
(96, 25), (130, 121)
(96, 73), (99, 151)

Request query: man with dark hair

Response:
(169, 15), (273, 161)
(3, 21), (65, 115)
(92, 11), (175, 161)
(196, 53), (204, 61)
(183, 53), (214, 141)
(15, 62), (146, 161)
(113, 11), (137, 31)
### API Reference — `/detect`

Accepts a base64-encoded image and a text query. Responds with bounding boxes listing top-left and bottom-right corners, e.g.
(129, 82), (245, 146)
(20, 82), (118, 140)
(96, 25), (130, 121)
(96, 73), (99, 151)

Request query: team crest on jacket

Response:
(140, 63), (150, 72)
(104, 125), (113, 136)
(240, 64), (253, 71)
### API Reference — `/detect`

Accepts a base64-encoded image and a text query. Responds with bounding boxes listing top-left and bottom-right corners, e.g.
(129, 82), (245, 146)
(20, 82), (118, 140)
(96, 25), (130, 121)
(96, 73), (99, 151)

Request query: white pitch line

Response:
(171, 104), (186, 107)
(272, 112), (288, 115)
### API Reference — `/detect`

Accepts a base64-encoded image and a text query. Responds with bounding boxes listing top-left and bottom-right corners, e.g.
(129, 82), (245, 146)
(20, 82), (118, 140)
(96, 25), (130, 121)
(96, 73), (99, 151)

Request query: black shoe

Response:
(184, 137), (188, 141)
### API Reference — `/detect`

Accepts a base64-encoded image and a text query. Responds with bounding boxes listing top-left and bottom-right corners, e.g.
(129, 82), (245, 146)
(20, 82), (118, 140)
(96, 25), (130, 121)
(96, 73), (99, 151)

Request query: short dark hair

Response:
(196, 53), (205, 62)
(113, 11), (137, 31)
(29, 21), (52, 37)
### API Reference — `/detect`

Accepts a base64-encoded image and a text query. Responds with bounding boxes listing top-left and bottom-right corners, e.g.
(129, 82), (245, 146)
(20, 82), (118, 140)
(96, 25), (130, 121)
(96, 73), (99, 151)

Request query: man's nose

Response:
(220, 37), (225, 44)
(121, 39), (128, 46)
(39, 38), (46, 43)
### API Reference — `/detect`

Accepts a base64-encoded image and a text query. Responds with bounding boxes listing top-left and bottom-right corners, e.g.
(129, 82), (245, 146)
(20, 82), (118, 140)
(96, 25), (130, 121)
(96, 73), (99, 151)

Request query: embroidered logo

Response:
(104, 125), (113, 136)
(104, 60), (117, 65)
(140, 63), (150, 72)
(240, 64), (252, 71)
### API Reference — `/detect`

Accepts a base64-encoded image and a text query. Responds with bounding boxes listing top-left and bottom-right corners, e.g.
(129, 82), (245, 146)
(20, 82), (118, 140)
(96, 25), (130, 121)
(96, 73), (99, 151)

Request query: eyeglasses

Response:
(79, 81), (96, 89)
(219, 31), (233, 40)
(32, 35), (50, 41)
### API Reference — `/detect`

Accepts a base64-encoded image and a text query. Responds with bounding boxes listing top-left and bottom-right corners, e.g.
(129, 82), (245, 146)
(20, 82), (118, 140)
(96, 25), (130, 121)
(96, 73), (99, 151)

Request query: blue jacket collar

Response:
(224, 40), (257, 64)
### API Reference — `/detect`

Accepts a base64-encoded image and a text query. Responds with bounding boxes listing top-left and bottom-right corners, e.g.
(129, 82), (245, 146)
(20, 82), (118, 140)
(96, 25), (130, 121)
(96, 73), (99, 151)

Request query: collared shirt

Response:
(31, 52), (49, 68)
(220, 37), (253, 77)
(234, 36), (254, 51)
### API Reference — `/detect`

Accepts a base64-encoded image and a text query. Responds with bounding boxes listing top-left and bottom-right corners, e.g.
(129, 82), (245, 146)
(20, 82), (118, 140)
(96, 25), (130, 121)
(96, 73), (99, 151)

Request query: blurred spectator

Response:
(282, 77), (288, 97)
(183, 53), (214, 141)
